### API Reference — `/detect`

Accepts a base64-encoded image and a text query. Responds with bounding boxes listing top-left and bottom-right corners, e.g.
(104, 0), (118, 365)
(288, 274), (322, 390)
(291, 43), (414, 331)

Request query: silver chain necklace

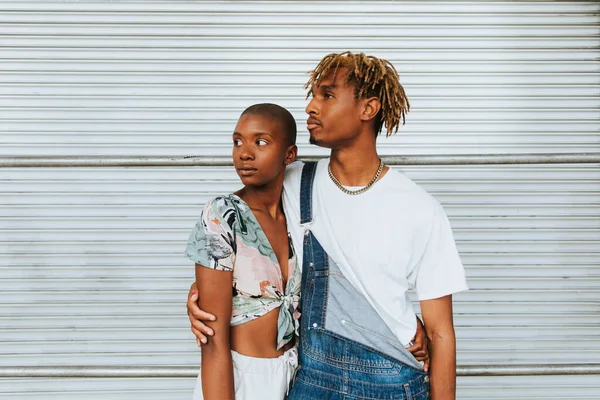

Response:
(328, 159), (384, 196)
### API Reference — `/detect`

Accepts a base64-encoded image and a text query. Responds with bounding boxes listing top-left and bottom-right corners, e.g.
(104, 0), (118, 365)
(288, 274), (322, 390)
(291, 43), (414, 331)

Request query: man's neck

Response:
(329, 142), (382, 187)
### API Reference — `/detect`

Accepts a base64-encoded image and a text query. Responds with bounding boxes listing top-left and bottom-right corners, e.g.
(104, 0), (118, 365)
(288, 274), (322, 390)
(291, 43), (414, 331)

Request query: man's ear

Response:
(284, 144), (298, 165)
(360, 97), (381, 122)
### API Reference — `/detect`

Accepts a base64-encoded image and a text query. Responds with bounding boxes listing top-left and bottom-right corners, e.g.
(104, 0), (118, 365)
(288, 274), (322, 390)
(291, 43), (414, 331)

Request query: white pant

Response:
(193, 347), (299, 400)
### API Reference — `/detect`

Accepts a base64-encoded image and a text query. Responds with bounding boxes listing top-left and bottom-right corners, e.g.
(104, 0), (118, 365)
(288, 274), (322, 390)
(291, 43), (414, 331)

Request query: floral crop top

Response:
(185, 195), (301, 350)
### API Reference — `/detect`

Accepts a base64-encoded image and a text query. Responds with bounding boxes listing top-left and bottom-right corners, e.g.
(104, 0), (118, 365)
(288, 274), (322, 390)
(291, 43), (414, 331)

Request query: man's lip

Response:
(307, 123), (320, 130)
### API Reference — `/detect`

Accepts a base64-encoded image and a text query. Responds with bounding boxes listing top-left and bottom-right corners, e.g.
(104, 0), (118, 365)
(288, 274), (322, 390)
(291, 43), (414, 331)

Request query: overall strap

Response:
(300, 161), (318, 225)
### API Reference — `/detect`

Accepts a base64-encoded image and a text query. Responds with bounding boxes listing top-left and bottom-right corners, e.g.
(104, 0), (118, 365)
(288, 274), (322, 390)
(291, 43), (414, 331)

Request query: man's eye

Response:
(233, 139), (242, 146)
(256, 139), (268, 146)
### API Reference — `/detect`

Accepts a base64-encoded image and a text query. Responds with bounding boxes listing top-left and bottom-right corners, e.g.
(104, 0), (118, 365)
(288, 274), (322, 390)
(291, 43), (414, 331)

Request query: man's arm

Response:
(195, 265), (234, 400)
(420, 295), (456, 400)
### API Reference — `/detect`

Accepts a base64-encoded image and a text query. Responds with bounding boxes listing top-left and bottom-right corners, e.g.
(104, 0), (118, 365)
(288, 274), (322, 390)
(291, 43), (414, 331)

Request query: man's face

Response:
(305, 68), (364, 148)
(232, 114), (289, 186)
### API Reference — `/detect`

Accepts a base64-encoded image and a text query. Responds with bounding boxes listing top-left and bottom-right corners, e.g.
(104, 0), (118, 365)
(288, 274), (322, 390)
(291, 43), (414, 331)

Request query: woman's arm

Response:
(420, 294), (456, 400)
(195, 264), (234, 400)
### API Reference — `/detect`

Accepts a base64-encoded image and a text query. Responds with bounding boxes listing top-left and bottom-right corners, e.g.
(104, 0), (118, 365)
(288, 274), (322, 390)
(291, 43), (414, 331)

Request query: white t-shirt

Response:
(282, 159), (468, 346)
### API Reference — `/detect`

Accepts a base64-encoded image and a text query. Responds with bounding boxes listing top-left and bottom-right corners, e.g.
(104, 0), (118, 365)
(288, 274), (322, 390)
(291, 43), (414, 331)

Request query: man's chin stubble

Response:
(309, 134), (322, 146)
(309, 136), (334, 148)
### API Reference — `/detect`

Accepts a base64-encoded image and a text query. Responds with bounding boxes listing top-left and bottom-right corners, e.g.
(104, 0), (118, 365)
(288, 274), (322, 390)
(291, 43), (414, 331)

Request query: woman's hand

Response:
(187, 281), (216, 346)
(406, 316), (430, 372)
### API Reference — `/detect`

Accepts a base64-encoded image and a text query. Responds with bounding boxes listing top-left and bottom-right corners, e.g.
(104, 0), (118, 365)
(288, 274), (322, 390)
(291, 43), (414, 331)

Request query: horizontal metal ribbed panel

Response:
(0, 378), (194, 400)
(1, 164), (598, 368)
(0, 0), (598, 157)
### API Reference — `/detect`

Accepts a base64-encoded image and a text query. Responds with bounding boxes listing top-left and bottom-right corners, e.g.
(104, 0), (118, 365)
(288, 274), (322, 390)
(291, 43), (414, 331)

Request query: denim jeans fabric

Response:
(287, 162), (430, 400)
(288, 325), (430, 399)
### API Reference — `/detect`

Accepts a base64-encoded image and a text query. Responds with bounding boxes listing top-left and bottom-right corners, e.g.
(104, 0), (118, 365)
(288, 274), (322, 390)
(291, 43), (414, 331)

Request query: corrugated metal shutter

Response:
(1, 1), (598, 399)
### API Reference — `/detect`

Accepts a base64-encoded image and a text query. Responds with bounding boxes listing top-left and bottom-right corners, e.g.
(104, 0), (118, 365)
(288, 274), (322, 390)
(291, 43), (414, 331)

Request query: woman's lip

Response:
(237, 168), (257, 176)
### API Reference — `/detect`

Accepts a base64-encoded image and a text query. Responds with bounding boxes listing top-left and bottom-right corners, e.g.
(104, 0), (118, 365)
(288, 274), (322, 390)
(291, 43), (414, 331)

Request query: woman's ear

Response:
(360, 97), (381, 122)
(284, 145), (298, 165)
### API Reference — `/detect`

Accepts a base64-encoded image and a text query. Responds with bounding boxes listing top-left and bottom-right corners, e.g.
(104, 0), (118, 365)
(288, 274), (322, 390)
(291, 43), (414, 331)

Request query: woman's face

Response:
(232, 113), (294, 187)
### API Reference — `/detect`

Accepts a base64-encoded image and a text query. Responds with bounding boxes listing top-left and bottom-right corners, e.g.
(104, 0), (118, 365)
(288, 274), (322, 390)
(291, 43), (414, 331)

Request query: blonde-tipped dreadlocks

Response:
(305, 51), (410, 137)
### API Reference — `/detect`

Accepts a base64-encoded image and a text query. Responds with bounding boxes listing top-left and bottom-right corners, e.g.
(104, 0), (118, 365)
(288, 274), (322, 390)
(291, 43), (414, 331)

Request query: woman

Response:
(185, 103), (299, 399)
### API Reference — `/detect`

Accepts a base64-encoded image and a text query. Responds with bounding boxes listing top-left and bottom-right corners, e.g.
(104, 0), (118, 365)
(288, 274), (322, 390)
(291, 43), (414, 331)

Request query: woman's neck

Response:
(236, 183), (283, 220)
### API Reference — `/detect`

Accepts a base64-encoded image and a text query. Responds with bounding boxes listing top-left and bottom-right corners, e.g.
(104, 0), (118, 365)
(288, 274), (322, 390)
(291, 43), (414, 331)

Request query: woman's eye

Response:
(324, 93), (333, 99)
(256, 139), (268, 146)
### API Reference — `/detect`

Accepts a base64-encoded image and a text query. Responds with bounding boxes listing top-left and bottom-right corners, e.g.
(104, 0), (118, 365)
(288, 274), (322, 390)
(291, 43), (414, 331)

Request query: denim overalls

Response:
(286, 162), (430, 400)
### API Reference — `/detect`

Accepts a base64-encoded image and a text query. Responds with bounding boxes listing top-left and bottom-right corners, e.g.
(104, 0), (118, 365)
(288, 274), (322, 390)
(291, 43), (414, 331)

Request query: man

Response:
(187, 51), (468, 399)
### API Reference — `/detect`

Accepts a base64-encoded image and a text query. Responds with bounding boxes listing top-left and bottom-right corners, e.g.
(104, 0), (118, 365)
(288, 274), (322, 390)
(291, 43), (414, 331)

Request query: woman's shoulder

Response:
(203, 194), (239, 215)
(201, 194), (244, 232)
